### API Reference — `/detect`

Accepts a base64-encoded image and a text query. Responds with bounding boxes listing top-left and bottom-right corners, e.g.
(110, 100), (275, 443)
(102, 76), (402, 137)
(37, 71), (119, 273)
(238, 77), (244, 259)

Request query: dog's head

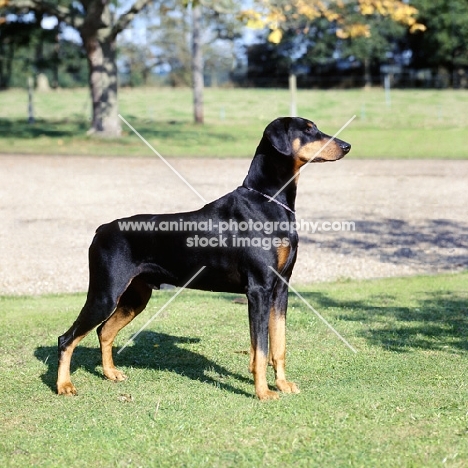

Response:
(263, 117), (351, 166)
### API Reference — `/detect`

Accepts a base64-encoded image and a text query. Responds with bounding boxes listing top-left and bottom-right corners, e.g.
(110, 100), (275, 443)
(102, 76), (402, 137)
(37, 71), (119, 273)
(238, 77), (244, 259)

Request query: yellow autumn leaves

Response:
(240, 0), (426, 44)
(358, 0), (426, 33)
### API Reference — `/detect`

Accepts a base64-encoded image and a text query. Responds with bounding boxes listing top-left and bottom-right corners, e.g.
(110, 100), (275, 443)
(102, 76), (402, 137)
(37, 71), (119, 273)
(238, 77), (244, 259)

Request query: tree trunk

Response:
(82, 33), (121, 137)
(191, 2), (204, 124)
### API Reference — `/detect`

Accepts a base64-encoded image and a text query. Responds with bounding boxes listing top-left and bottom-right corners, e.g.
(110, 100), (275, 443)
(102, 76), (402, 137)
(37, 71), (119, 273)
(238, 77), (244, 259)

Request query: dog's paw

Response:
(276, 379), (300, 394)
(57, 381), (77, 396)
(104, 367), (127, 382)
(257, 389), (280, 401)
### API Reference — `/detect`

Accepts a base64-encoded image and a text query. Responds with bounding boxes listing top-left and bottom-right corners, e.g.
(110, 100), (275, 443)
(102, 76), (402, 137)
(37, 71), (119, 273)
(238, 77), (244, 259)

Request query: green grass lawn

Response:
(0, 87), (467, 158)
(1, 272), (467, 467)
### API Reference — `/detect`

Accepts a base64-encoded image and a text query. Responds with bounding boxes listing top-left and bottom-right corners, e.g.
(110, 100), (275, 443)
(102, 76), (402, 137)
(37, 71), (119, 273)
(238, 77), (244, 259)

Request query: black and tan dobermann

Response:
(57, 117), (350, 400)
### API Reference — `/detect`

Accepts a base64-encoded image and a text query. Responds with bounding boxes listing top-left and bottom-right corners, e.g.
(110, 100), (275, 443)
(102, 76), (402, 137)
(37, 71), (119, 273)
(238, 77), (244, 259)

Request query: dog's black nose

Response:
(341, 143), (351, 154)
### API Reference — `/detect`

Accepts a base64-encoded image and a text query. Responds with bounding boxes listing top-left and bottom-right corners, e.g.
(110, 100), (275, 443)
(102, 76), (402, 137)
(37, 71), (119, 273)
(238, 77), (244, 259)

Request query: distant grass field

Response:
(1, 272), (468, 467)
(0, 87), (467, 158)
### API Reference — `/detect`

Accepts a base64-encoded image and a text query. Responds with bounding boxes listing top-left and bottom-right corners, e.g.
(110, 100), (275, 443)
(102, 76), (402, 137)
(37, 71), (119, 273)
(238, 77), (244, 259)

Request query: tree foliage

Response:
(119, 0), (239, 87)
(0, 10), (87, 89)
(241, 0), (427, 86)
(1, 0), (153, 136)
(241, 0), (425, 44)
(410, 0), (468, 70)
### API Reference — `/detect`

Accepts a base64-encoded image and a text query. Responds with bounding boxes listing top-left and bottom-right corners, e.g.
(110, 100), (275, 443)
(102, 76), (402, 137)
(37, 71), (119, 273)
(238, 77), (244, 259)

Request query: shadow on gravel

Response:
(298, 290), (468, 353)
(301, 218), (468, 272)
(35, 331), (252, 397)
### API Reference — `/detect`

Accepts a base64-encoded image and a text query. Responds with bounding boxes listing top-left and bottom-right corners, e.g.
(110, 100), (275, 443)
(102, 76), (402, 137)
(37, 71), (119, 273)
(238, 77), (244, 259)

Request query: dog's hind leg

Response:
(57, 250), (137, 395)
(97, 276), (152, 381)
(57, 292), (118, 395)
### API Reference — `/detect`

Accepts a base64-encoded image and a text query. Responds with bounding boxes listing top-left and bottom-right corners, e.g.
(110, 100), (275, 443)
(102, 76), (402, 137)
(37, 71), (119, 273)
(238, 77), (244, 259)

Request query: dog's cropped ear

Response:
(264, 118), (292, 155)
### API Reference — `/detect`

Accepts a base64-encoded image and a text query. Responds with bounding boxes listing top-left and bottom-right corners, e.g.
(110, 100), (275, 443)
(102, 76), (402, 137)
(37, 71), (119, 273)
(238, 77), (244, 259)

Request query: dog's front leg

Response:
(247, 285), (278, 400)
(269, 279), (299, 394)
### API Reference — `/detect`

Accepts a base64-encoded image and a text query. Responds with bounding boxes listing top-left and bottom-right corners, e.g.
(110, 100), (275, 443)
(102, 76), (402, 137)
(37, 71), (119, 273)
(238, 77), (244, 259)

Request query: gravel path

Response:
(0, 155), (467, 295)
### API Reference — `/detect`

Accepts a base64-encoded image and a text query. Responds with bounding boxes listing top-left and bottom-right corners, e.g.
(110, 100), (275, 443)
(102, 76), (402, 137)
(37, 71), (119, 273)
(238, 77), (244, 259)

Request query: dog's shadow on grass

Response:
(297, 291), (468, 353)
(34, 331), (253, 397)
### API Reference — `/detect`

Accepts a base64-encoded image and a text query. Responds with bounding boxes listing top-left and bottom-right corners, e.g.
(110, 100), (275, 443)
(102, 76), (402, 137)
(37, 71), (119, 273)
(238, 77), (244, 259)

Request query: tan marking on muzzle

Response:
(293, 138), (344, 166)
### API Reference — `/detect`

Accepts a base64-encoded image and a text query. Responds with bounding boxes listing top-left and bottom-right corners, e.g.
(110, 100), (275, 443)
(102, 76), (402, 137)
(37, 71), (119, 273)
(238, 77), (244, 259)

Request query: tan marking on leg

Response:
(57, 334), (88, 395)
(277, 244), (291, 271)
(99, 307), (135, 381)
(99, 278), (151, 381)
(249, 343), (255, 374)
(251, 346), (278, 400)
(269, 309), (300, 395)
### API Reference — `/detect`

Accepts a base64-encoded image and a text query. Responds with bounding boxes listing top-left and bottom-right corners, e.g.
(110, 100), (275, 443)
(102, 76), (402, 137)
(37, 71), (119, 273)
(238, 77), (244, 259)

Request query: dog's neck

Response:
(242, 139), (298, 212)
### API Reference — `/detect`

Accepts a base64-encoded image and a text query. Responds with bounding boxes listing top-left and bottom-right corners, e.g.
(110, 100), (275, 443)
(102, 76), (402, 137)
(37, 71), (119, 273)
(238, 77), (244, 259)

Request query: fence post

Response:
(28, 76), (35, 124)
(289, 73), (297, 117)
